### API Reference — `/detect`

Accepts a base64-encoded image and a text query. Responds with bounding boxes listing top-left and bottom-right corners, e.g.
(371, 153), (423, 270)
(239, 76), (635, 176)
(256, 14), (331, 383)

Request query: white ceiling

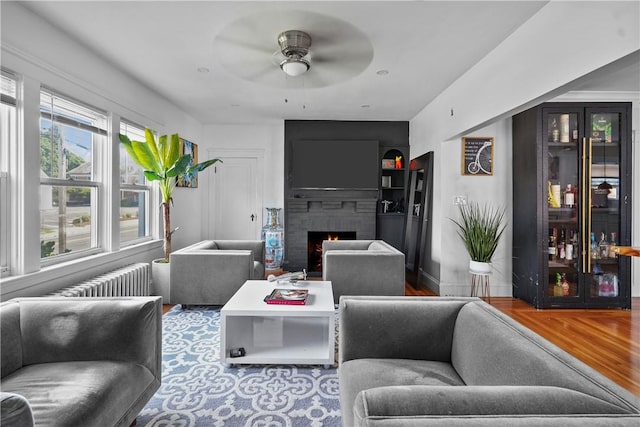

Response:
(19, 1), (639, 125)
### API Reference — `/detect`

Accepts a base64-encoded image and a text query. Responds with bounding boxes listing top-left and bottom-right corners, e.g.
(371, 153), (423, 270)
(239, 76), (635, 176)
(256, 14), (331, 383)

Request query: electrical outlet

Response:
(454, 196), (467, 205)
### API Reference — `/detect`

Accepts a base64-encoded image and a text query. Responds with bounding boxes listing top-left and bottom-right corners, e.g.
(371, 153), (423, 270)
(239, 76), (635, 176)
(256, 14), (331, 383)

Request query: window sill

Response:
(0, 240), (163, 300)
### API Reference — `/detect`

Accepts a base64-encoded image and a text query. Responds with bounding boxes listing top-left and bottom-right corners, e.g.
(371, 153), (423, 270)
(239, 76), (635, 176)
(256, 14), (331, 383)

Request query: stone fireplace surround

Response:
(284, 198), (376, 272)
(307, 231), (357, 272)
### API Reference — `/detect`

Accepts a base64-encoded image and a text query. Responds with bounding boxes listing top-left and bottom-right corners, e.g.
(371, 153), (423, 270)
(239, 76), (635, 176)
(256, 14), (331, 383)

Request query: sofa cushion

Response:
(1, 361), (155, 427)
(1, 392), (34, 427)
(451, 302), (640, 413)
(188, 241), (218, 250)
(353, 385), (633, 425)
(367, 241), (391, 251)
(19, 299), (159, 374)
(214, 240), (264, 263)
(1, 302), (22, 378)
(340, 358), (464, 426)
(340, 298), (467, 363)
(254, 261), (265, 279)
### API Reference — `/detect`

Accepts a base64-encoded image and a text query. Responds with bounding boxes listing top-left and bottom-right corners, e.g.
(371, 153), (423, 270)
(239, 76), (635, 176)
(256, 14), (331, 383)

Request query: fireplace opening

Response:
(307, 231), (356, 273)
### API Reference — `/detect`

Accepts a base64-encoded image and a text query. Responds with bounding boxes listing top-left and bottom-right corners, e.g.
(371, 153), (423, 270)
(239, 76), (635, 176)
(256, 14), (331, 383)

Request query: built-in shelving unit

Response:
(378, 147), (409, 251)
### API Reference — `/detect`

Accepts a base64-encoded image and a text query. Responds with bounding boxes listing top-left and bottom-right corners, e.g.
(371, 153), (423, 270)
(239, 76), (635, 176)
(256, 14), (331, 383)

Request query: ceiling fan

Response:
(274, 30), (312, 77)
(213, 11), (373, 89)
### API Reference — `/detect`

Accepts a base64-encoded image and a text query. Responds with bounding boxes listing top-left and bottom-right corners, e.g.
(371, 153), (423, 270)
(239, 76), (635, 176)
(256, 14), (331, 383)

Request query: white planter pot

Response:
(469, 260), (492, 274)
(151, 259), (171, 304)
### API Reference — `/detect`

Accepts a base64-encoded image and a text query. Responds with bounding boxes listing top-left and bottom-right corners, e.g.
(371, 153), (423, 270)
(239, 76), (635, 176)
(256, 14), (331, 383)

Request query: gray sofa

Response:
(170, 239), (265, 306)
(322, 240), (404, 302)
(339, 296), (640, 426)
(0, 296), (162, 427)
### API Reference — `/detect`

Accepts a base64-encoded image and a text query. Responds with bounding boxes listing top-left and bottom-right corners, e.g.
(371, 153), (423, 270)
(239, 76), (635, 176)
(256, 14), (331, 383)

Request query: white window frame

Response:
(39, 87), (107, 265)
(1, 69), (16, 277)
(119, 120), (152, 246)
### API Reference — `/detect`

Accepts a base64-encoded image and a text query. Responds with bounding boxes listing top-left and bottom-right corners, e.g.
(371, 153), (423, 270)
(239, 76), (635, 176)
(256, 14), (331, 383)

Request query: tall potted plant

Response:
(119, 129), (220, 299)
(451, 201), (506, 273)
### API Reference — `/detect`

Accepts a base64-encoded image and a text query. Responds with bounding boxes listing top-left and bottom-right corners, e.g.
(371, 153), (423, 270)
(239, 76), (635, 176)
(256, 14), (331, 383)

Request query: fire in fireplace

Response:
(307, 231), (356, 273)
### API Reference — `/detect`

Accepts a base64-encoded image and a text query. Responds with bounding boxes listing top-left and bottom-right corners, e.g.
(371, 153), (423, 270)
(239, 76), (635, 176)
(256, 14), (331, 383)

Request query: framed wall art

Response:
(176, 138), (198, 188)
(462, 136), (494, 176)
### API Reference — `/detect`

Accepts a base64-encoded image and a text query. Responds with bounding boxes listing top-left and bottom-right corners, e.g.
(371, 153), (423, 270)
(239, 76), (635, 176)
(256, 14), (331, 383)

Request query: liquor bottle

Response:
(560, 114), (570, 143)
(554, 273), (563, 296)
(550, 118), (559, 142)
(548, 231), (557, 261)
(599, 232), (609, 259)
(590, 232), (598, 260)
(565, 234), (573, 263)
(558, 228), (566, 261)
(551, 184), (561, 209)
(608, 232), (618, 259)
(565, 230), (573, 262)
(561, 273), (570, 296)
(564, 184), (575, 208)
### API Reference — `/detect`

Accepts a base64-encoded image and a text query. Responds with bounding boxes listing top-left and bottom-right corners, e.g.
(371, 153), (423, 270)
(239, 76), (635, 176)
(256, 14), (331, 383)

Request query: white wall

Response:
(200, 124), (285, 208)
(0, 2), (206, 298)
(410, 1), (639, 297)
(436, 120), (513, 296)
(411, 1), (639, 151)
(178, 123), (285, 247)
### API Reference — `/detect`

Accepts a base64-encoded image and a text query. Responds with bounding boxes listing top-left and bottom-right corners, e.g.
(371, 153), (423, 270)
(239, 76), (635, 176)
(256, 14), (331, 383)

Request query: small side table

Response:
(470, 270), (491, 302)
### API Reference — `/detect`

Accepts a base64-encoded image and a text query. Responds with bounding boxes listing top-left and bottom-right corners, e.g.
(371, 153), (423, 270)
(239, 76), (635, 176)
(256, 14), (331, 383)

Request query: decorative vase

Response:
(151, 259), (171, 303)
(262, 208), (284, 269)
(469, 260), (491, 274)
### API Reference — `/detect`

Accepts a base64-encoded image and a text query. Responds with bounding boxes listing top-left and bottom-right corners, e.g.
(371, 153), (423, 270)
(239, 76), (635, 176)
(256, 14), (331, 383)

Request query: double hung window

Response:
(119, 121), (151, 245)
(39, 88), (107, 260)
(1, 70), (16, 276)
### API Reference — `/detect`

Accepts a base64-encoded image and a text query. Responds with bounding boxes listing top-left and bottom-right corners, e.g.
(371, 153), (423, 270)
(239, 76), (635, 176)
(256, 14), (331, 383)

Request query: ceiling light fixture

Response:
(280, 55), (310, 77)
(277, 30), (312, 77)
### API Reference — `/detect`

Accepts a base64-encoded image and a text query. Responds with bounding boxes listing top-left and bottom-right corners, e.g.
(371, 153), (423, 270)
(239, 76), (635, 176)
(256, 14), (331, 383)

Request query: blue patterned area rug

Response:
(138, 306), (342, 427)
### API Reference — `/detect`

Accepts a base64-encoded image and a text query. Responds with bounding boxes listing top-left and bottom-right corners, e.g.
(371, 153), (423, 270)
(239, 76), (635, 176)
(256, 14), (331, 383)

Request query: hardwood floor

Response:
(490, 296), (640, 397)
(163, 283), (640, 397)
(407, 283), (640, 397)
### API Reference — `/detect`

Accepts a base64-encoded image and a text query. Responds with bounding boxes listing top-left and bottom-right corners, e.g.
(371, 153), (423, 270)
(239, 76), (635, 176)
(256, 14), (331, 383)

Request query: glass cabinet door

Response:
(544, 109), (581, 300)
(584, 108), (623, 302)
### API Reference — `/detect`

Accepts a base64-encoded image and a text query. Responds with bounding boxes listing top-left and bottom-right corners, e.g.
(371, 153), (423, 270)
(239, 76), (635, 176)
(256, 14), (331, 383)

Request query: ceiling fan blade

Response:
(243, 64), (280, 83)
(214, 9), (374, 89)
(215, 34), (273, 55)
(299, 71), (329, 88)
(271, 50), (286, 67)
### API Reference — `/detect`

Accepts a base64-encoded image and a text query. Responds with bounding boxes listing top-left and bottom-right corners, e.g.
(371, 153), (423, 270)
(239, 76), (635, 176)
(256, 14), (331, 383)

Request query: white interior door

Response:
(208, 151), (263, 240)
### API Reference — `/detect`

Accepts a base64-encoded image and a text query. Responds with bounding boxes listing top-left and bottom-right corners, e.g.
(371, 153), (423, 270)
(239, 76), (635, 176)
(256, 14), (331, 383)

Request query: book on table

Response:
(264, 288), (309, 305)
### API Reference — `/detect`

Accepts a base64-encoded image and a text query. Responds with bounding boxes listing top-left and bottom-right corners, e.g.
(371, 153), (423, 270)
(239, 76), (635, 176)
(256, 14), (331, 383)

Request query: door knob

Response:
(250, 214), (255, 222)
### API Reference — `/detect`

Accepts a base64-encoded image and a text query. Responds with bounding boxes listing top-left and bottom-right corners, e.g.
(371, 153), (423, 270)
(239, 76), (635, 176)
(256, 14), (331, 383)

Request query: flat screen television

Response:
(290, 140), (379, 190)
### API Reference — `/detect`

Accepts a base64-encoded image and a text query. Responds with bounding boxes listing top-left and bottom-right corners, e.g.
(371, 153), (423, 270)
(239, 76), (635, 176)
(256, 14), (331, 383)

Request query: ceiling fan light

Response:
(280, 57), (310, 77)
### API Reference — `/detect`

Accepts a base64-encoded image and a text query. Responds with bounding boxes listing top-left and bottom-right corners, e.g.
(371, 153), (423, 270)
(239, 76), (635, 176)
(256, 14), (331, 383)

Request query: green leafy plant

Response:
(451, 202), (507, 263)
(119, 129), (221, 261)
(41, 240), (55, 258)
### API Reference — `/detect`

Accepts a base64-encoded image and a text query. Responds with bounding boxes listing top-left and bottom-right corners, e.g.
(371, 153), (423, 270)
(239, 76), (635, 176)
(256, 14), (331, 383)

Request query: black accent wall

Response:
(283, 120), (409, 271)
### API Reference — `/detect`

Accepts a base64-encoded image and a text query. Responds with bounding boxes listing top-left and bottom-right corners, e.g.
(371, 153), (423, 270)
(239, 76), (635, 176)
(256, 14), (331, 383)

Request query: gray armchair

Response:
(170, 240), (265, 306)
(338, 296), (640, 426)
(322, 239), (405, 302)
(1, 296), (162, 427)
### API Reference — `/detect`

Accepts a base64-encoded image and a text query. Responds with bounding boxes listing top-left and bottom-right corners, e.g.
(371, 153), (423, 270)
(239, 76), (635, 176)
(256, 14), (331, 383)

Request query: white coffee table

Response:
(220, 280), (335, 367)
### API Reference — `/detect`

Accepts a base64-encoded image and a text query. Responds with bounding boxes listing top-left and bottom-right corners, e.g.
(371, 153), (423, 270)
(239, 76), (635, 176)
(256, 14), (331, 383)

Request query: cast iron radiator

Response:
(48, 263), (150, 297)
